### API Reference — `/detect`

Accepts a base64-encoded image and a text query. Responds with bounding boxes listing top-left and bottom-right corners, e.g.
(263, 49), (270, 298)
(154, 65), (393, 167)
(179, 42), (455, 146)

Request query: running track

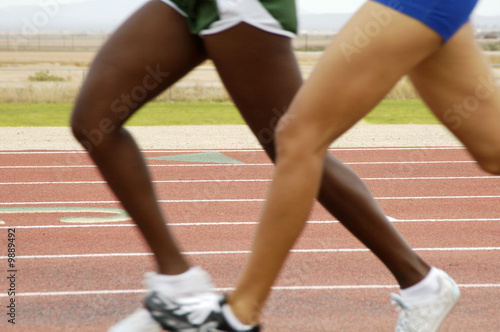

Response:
(0, 147), (499, 331)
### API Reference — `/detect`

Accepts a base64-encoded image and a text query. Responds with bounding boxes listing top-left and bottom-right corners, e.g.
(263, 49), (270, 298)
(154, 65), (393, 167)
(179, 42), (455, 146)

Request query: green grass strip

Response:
(0, 102), (244, 127)
(365, 100), (440, 124)
(0, 100), (439, 127)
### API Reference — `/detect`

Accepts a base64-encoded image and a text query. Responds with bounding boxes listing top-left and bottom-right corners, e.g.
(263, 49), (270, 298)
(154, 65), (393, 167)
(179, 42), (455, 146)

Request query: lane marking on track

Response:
(1, 218), (500, 229)
(0, 161), (477, 169)
(0, 147), (467, 155)
(1, 194), (500, 206)
(376, 195), (500, 200)
(0, 176), (498, 185)
(1, 247), (498, 260)
(0, 206), (129, 224)
(1, 284), (498, 298)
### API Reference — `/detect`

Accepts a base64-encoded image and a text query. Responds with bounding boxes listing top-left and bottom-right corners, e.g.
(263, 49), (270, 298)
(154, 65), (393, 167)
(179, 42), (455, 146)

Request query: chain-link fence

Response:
(0, 33), (109, 51)
(0, 32), (336, 52)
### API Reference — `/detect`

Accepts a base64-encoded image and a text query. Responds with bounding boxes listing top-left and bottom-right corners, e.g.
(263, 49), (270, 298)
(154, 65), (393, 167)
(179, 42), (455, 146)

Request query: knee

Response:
(274, 115), (301, 159)
(70, 104), (119, 153)
(476, 152), (500, 175)
(273, 113), (325, 162)
(469, 139), (500, 174)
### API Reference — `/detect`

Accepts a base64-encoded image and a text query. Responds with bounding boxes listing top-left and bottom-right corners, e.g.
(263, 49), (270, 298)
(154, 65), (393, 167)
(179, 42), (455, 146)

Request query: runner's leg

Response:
(202, 9), (440, 322)
(410, 23), (500, 173)
(71, 0), (207, 275)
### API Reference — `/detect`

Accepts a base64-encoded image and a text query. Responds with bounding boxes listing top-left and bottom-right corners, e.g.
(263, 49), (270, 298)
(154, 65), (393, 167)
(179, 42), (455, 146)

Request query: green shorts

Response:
(161, 0), (297, 38)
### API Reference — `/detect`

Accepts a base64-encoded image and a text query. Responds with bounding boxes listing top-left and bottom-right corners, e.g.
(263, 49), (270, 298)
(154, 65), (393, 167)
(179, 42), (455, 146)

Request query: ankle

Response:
(157, 256), (190, 276)
(396, 258), (431, 289)
(226, 293), (261, 326)
(146, 266), (214, 298)
(400, 267), (441, 306)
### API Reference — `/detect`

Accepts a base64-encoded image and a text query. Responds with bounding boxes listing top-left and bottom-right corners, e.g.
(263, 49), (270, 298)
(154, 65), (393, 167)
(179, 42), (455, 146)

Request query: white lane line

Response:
(1, 284), (497, 298)
(0, 147), (467, 156)
(0, 165), (96, 169)
(1, 195), (499, 206)
(376, 195), (500, 200)
(0, 160), (477, 169)
(0, 176), (498, 185)
(1, 247), (498, 260)
(0, 151), (89, 155)
(361, 176), (498, 180)
(0, 218), (499, 230)
(378, 218), (500, 223)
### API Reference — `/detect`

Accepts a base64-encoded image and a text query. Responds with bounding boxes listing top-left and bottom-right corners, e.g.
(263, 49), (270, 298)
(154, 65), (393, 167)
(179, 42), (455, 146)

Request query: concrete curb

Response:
(0, 124), (463, 151)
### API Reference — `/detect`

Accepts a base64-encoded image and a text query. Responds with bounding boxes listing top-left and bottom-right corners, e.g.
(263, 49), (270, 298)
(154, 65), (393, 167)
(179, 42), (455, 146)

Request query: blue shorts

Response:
(371, 0), (479, 41)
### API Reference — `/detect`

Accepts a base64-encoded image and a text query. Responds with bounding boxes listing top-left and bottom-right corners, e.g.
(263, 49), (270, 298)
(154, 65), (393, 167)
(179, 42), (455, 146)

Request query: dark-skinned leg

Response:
(71, 0), (207, 275)
(202, 23), (429, 324)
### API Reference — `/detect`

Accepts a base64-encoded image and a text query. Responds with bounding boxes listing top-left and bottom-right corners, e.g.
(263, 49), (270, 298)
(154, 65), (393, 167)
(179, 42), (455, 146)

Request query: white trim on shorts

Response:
(160, 0), (295, 38)
(161, 0), (188, 17)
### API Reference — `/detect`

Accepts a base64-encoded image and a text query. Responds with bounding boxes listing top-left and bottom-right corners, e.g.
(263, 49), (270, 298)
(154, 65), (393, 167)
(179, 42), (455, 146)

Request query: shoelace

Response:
(390, 293), (422, 331)
(390, 293), (408, 311)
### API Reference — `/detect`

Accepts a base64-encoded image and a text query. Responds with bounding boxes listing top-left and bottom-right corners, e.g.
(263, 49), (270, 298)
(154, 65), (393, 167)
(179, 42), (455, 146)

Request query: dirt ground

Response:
(1, 49), (498, 67)
(0, 50), (498, 103)
(0, 50), (323, 67)
(0, 51), (322, 103)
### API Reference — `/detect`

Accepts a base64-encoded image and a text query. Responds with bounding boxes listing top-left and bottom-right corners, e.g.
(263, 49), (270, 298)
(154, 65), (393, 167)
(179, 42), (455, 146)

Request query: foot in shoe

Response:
(391, 268), (460, 332)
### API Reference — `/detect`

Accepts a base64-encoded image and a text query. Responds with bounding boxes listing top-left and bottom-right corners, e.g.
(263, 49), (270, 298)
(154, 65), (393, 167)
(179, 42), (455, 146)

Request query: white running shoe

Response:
(107, 267), (218, 332)
(391, 269), (460, 332)
(107, 308), (162, 332)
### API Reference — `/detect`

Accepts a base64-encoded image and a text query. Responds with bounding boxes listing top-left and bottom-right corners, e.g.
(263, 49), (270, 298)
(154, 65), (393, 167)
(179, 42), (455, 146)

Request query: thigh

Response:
(278, 1), (442, 151)
(72, 0), (206, 128)
(202, 23), (302, 157)
(409, 23), (500, 166)
(372, 0), (478, 42)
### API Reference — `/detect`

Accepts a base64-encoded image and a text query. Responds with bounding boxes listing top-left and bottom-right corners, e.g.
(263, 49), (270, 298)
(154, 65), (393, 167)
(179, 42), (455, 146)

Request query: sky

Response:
(298, 0), (500, 16)
(0, 0), (499, 16)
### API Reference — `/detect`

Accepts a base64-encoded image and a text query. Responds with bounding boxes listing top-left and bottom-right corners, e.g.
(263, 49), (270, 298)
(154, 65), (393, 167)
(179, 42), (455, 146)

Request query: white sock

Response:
(146, 267), (213, 298)
(400, 267), (441, 306)
(222, 304), (256, 331)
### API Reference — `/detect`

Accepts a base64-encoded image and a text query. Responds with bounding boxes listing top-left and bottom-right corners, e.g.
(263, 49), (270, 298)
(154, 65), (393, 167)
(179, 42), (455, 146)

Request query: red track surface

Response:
(0, 147), (499, 331)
